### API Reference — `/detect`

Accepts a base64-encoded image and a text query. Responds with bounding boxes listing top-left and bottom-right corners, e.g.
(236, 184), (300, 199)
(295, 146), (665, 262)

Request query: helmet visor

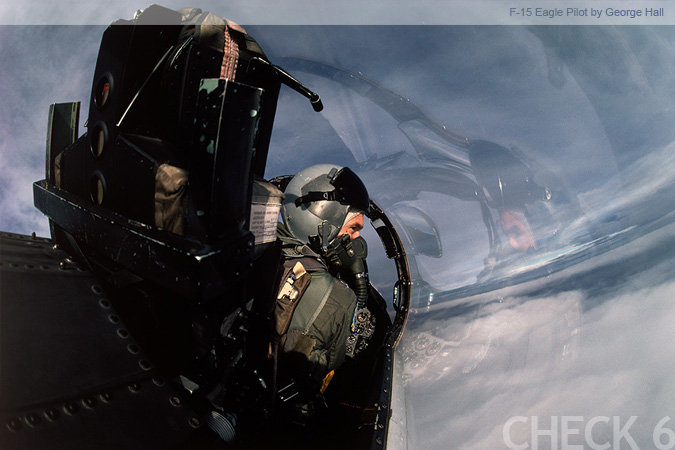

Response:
(330, 167), (370, 213)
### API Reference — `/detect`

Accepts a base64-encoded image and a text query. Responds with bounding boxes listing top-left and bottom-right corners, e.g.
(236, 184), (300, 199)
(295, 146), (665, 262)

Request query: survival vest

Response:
(270, 256), (332, 351)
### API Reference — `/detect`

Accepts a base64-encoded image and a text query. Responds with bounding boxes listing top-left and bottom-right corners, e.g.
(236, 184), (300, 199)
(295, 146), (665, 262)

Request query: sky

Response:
(1, 0), (673, 238)
(3, 2), (675, 450)
(2, 0), (675, 25)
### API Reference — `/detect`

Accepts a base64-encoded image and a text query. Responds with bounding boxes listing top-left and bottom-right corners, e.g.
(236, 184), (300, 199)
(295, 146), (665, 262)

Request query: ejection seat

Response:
(30, 5), (313, 445)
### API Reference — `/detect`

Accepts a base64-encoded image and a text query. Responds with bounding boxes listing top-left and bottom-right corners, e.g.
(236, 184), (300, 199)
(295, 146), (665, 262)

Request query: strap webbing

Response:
(303, 276), (334, 334)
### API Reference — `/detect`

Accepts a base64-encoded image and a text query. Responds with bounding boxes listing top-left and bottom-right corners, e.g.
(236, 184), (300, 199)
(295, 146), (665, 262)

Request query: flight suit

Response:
(276, 224), (358, 394)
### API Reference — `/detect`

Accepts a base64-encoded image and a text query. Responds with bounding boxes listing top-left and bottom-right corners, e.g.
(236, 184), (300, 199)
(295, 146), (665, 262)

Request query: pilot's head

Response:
(339, 210), (365, 240)
(281, 164), (370, 248)
(469, 140), (552, 253)
(499, 208), (536, 252)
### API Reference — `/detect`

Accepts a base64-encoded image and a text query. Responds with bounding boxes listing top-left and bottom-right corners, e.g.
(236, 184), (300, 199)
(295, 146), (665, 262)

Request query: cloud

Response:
(393, 232), (675, 449)
(0, 25), (100, 236)
(573, 139), (675, 235)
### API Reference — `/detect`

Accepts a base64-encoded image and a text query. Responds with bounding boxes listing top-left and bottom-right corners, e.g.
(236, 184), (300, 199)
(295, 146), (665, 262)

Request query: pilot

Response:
(469, 140), (552, 253)
(272, 163), (370, 421)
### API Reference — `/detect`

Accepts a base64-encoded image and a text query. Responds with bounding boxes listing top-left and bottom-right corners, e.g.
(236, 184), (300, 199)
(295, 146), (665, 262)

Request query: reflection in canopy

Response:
(254, 25), (675, 449)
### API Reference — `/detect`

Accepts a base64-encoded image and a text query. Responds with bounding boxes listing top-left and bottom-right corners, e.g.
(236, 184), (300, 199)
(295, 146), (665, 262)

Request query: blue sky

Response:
(1, 0), (673, 237)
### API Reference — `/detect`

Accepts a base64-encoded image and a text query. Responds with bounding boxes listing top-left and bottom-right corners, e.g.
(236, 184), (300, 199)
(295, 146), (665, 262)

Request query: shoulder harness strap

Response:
(303, 275), (335, 335)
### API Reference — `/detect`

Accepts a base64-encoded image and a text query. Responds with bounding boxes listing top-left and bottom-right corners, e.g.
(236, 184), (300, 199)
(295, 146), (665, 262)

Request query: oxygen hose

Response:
(350, 237), (369, 308)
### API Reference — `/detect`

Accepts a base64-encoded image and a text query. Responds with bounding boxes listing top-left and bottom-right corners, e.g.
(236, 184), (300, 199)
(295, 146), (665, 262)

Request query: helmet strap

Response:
(294, 190), (339, 207)
(319, 221), (338, 251)
(308, 220), (338, 252)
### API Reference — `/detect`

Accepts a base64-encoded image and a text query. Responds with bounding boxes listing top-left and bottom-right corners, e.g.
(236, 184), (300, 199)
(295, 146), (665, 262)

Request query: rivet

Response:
(26, 413), (41, 427)
(6, 418), (22, 432)
(44, 409), (60, 422)
(189, 417), (201, 428)
(64, 403), (79, 415)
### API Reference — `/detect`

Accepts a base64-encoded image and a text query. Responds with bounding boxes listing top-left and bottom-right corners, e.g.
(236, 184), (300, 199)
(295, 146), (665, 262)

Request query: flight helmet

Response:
(281, 164), (370, 248)
(468, 140), (552, 211)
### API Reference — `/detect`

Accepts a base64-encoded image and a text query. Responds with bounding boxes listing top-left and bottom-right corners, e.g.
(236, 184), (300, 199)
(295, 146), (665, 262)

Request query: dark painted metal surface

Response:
(0, 231), (199, 449)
